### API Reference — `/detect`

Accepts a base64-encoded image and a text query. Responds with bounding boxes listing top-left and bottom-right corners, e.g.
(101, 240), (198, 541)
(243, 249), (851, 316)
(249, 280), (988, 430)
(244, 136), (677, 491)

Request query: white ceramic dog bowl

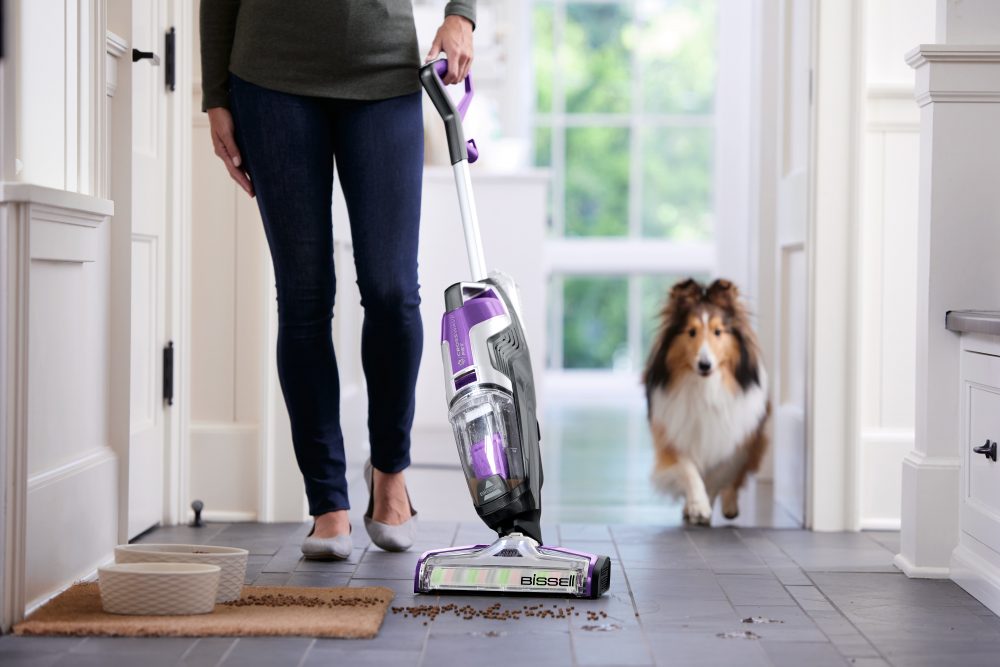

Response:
(98, 562), (220, 615)
(114, 544), (249, 602)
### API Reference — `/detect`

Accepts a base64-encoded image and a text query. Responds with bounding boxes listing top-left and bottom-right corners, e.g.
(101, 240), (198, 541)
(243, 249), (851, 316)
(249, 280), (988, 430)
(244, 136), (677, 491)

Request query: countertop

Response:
(946, 310), (1000, 335)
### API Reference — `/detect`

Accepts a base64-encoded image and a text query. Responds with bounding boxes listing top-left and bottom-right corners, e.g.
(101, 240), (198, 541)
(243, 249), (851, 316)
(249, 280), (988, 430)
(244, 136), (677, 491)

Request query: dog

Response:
(642, 278), (770, 525)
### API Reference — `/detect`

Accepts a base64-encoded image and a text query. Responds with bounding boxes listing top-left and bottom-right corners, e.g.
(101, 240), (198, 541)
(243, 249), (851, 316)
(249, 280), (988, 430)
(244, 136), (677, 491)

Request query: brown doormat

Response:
(14, 583), (394, 639)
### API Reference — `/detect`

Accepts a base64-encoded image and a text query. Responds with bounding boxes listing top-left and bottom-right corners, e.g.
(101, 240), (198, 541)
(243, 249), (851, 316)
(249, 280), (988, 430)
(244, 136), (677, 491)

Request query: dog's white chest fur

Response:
(650, 367), (768, 472)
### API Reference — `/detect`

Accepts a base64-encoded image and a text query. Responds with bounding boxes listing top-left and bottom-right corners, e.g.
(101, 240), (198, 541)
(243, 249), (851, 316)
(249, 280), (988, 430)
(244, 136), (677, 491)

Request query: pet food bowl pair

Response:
(98, 544), (249, 615)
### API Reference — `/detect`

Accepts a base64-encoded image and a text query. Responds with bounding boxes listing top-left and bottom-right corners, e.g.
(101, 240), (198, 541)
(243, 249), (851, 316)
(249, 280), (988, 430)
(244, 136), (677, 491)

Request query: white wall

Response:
(856, 0), (936, 530)
(1, 0), (122, 624)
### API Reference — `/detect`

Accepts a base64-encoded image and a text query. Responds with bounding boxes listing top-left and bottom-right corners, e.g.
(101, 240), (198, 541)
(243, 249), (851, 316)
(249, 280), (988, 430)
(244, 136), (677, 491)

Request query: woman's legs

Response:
(332, 92), (424, 523)
(229, 76), (350, 535)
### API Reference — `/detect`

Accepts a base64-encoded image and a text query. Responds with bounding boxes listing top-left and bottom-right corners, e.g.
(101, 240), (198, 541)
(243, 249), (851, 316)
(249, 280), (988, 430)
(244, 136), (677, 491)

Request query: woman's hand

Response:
(425, 15), (474, 84)
(207, 107), (254, 197)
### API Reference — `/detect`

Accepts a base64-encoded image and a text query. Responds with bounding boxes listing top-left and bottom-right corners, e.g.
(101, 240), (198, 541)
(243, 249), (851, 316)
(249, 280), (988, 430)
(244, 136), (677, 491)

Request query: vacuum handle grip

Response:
(419, 58), (478, 164)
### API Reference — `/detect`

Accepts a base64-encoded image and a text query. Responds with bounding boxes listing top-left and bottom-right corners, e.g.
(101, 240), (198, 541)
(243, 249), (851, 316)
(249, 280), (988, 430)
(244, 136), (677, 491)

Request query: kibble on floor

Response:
(5, 521), (998, 667)
(390, 602), (591, 622)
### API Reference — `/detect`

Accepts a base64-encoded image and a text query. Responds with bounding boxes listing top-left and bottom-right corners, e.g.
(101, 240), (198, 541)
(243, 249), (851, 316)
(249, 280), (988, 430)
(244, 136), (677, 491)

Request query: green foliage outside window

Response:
(561, 276), (628, 369)
(533, 1), (717, 370)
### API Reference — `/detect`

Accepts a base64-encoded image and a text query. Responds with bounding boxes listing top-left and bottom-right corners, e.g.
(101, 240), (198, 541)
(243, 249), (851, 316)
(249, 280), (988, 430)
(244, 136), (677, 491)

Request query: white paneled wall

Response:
(189, 23), (271, 520)
(0, 0), (123, 623)
(856, 0), (935, 529)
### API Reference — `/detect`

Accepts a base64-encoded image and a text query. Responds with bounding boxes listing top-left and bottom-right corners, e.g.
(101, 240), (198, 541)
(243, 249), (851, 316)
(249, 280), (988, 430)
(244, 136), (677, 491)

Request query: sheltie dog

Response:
(642, 278), (770, 525)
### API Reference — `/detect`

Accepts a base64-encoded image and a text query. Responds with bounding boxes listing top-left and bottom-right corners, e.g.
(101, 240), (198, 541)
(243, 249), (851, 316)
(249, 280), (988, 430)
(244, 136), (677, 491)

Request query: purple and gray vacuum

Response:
(414, 59), (611, 599)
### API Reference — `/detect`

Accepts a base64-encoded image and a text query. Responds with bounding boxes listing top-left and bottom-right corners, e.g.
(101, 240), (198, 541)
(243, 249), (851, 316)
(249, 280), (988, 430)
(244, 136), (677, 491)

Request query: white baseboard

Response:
(951, 543), (1000, 616)
(858, 429), (912, 529)
(199, 510), (258, 523)
(861, 517), (902, 531)
(897, 452), (960, 573)
(893, 552), (950, 579)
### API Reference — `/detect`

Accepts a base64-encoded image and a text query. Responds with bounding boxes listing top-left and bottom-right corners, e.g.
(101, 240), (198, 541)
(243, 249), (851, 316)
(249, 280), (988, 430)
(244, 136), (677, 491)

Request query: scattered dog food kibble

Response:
(223, 593), (383, 609)
(389, 603), (599, 624)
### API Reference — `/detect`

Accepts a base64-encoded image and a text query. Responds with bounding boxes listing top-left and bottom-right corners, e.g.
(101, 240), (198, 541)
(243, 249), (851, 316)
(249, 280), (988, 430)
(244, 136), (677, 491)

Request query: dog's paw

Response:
(721, 489), (739, 520)
(683, 499), (713, 526)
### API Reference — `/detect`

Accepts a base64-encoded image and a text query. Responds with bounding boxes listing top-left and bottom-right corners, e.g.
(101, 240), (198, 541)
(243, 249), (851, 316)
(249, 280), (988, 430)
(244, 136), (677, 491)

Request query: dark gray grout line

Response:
(796, 573), (888, 663)
(295, 638), (316, 667)
(214, 636), (238, 667)
(609, 524), (657, 667)
(178, 636), (200, 662)
(740, 528), (889, 663)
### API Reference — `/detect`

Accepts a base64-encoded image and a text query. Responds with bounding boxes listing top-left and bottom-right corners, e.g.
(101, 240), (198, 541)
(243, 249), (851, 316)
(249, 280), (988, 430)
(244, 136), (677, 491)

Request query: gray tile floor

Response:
(3, 521), (999, 666)
(379, 401), (801, 528)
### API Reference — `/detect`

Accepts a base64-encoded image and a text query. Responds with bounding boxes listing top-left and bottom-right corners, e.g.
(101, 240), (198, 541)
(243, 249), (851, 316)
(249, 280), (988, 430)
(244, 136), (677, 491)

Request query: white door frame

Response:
(807, 0), (865, 531)
(162, 0), (193, 527)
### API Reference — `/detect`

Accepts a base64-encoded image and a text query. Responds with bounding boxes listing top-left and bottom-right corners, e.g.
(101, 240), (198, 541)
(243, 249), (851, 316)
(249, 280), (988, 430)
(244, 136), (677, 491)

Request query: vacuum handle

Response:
(419, 59), (479, 164)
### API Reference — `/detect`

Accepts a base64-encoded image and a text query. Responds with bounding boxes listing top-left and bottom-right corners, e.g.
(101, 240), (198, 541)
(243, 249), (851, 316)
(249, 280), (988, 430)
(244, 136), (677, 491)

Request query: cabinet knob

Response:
(973, 439), (998, 462)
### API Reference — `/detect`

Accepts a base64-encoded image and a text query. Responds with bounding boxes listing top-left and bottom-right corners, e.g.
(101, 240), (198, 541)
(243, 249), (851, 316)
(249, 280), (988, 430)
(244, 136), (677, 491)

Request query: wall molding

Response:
(894, 552), (951, 579)
(907, 45), (1000, 108)
(105, 31), (127, 59)
(27, 446), (116, 490)
(952, 542), (1000, 617)
(105, 31), (128, 99)
(903, 449), (961, 471)
(0, 183), (113, 217)
(905, 45), (1000, 67)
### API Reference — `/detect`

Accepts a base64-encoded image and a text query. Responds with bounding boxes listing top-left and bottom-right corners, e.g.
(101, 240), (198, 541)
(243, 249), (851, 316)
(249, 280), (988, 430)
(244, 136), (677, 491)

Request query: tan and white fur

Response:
(642, 278), (770, 525)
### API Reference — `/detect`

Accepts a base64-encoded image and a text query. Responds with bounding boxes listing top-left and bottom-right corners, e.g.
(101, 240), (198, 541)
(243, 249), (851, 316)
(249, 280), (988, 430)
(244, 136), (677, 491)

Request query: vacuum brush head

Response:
(415, 534), (611, 599)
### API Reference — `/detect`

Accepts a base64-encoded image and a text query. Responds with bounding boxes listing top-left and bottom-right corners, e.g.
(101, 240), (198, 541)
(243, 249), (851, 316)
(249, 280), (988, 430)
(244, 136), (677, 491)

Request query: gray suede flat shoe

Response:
(301, 523), (353, 560)
(364, 458), (418, 552)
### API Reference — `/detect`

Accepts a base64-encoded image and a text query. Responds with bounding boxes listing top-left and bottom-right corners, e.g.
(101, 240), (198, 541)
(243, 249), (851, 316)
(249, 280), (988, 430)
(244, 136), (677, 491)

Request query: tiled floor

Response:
(3, 521), (1000, 666)
(384, 400), (801, 528)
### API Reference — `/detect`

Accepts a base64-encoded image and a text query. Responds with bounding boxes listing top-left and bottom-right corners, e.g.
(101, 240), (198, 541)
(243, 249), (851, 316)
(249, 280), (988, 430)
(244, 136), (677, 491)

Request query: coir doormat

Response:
(14, 584), (394, 639)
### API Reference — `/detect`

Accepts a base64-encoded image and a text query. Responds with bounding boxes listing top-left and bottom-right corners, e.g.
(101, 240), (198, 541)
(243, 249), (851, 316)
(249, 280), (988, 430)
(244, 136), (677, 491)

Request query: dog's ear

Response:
(706, 279), (739, 311)
(732, 328), (761, 390)
(644, 279), (702, 397)
(669, 278), (704, 312)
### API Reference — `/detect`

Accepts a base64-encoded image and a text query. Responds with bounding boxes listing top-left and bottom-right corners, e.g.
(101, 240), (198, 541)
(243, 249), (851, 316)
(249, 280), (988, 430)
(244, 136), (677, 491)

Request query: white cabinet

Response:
(952, 330), (1000, 616)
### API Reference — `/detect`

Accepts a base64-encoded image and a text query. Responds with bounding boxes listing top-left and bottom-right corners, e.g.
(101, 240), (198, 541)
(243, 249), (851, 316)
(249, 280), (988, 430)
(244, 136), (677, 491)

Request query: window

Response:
(531, 0), (719, 379)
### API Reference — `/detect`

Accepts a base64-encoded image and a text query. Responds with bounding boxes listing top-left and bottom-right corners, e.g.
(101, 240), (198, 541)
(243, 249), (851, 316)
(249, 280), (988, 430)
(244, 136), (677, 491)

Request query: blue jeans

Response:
(229, 74), (423, 515)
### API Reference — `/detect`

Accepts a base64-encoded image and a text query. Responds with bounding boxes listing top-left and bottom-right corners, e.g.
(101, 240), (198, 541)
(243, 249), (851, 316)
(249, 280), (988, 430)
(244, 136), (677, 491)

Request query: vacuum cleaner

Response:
(413, 59), (611, 599)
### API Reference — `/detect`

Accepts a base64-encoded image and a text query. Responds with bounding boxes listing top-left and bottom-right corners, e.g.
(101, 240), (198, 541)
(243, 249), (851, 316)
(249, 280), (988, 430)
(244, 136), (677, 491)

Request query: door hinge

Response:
(165, 26), (176, 92)
(163, 341), (174, 406)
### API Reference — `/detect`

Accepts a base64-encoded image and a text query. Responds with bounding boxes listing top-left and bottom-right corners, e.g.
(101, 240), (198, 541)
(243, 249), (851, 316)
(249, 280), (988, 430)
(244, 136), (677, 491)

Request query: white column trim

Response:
(808, 0), (865, 531)
(899, 42), (1000, 578)
(906, 45), (1000, 106)
(1, 202), (30, 629)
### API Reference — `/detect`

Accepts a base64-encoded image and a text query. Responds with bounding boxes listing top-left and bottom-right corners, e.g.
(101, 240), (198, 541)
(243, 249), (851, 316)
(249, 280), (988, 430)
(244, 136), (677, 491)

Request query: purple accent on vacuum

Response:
(455, 370), (478, 390)
(470, 432), (508, 479)
(431, 59), (479, 163)
(542, 546), (599, 597)
(441, 295), (505, 374)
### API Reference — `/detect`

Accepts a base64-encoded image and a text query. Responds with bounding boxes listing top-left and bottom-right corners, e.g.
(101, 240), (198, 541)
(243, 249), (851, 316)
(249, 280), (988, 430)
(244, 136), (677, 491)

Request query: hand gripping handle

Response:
(419, 58), (479, 164)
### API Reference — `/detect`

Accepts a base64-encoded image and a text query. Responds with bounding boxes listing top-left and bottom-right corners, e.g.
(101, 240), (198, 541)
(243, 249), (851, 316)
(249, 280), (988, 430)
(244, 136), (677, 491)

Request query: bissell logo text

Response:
(522, 574), (576, 587)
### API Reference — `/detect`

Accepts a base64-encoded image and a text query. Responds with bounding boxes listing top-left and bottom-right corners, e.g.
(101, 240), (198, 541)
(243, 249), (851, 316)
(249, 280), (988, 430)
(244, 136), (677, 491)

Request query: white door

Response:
(771, 0), (812, 524)
(128, 0), (170, 538)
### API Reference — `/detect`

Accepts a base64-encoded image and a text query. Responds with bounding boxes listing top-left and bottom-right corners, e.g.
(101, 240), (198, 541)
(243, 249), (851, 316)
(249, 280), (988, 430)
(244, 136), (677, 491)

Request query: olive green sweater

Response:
(200, 1), (476, 110)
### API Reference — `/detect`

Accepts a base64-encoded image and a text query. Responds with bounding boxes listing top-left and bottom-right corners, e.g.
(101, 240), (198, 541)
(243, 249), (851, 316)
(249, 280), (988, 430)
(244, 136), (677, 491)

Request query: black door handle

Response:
(973, 439), (997, 462)
(132, 48), (160, 65)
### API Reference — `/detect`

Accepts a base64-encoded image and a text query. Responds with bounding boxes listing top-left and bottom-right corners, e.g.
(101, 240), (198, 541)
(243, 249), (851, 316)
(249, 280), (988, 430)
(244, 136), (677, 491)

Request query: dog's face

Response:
(667, 307), (735, 379)
(645, 278), (760, 391)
